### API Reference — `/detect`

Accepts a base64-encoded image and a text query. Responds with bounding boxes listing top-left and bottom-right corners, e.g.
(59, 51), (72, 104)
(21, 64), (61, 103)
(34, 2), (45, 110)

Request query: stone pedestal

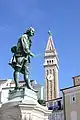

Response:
(0, 87), (51, 120)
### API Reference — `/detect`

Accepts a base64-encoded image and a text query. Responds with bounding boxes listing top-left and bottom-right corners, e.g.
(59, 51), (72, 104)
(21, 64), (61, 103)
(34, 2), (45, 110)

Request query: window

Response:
(10, 83), (11, 87)
(47, 60), (49, 64)
(0, 91), (1, 102)
(50, 60), (51, 64)
(53, 69), (55, 75)
(54, 81), (56, 98)
(70, 94), (76, 104)
(57, 100), (61, 110)
(71, 111), (77, 120)
(50, 80), (52, 99)
(47, 70), (49, 75)
(50, 69), (52, 74)
(6, 83), (8, 86)
(50, 47), (51, 50)
(52, 60), (53, 63)
(78, 78), (80, 84)
(73, 96), (75, 101)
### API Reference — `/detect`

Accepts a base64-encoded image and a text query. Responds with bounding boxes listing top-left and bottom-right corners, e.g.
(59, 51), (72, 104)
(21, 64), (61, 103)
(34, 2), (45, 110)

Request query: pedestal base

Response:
(0, 87), (51, 120)
(8, 87), (37, 104)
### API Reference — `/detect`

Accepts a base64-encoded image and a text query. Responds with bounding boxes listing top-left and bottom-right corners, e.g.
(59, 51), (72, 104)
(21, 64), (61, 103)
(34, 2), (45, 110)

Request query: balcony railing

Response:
(47, 100), (63, 111)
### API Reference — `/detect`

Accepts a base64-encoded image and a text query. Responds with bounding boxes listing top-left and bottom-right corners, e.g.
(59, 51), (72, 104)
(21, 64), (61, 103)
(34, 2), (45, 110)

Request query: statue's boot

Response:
(28, 82), (38, 92)
(24, 80), (38, 92)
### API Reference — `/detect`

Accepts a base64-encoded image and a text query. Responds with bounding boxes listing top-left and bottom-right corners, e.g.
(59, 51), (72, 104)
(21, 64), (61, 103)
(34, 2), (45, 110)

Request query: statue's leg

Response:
(24, 63), (30, 89)
(24, 61), (38, 92)
(14, 71), (19, 89)
(13, 57), (22, 89)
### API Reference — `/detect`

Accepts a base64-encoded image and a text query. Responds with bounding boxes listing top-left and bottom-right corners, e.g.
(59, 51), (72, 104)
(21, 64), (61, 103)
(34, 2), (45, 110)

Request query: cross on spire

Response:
(48, 30), (52, 36)
(46, 30), (55, 51)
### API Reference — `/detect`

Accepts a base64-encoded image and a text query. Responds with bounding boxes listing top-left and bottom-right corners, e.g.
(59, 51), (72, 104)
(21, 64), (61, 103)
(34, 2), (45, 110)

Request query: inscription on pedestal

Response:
(8, 88), (24, 100)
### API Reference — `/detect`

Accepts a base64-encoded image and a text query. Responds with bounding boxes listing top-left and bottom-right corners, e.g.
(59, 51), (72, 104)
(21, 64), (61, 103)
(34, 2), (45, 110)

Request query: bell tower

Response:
(44, 31), (59, 101)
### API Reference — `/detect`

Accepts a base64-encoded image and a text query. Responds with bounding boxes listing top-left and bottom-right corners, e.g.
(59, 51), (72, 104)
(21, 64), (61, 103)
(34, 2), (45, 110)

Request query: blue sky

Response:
(0, 0), (80, 90)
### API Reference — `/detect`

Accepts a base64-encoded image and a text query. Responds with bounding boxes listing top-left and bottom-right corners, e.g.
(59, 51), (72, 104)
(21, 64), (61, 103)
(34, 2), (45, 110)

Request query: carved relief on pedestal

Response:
(22, 113), (33, 120)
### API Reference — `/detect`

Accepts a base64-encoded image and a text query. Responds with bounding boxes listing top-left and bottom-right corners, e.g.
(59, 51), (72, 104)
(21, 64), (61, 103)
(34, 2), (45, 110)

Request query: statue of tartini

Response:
(9, 27), (36, 91)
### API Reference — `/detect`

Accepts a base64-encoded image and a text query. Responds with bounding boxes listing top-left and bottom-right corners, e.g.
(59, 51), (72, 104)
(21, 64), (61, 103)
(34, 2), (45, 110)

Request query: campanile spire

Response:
(44, 31), (59, 101)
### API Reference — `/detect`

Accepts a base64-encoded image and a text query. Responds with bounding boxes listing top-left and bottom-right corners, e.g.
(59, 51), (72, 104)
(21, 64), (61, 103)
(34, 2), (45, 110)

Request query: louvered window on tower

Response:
(0, 91), (1, 103)
(47, 70), (49, 75)
(53, 69), (55, 75)
(50, 69), (52, 74)
(50, 60), (51, 64)
(47, 60), (49, 64)
(50, 47), (51, 50)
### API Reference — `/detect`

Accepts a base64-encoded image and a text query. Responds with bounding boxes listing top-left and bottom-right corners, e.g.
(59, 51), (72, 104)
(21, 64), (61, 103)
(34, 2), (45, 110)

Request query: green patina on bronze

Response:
(9, 27), (37, 92)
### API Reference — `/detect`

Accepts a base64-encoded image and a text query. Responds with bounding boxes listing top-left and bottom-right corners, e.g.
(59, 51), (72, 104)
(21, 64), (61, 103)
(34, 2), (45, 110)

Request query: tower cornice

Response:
(43, 63), (59, 70)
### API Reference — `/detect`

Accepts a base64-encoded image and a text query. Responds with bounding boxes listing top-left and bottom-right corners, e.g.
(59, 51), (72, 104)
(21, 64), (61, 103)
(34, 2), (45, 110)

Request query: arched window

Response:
(47, 60), (49, 64)
(70, 94), (76, 104)
(50, 47), (51, 50)
(50, 80), (52, 99)
(50, 60), (51, 64)
(53, 69), (55, 75)
(0, 91), (1, 102)
(50, 69), (52, 74)
(47, 70), (49, 75)
(52, 60), (53, 63)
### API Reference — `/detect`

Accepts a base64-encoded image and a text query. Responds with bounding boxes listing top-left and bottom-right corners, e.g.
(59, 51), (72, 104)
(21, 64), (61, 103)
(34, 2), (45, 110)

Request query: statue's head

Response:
(25, 27), (35, 37)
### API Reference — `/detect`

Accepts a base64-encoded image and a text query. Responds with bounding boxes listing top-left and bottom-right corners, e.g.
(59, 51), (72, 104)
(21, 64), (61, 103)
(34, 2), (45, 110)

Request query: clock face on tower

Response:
(47, 74), (54, 80)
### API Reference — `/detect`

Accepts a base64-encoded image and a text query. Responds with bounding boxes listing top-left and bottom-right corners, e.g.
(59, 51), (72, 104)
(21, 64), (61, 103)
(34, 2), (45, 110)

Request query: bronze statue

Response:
(9, 27), (36, 91)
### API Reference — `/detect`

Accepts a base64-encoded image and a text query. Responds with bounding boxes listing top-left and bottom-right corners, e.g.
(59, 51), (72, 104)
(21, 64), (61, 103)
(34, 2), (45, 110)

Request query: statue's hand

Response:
(30, 53), (35, 57)
(29, 52), (35, 57)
